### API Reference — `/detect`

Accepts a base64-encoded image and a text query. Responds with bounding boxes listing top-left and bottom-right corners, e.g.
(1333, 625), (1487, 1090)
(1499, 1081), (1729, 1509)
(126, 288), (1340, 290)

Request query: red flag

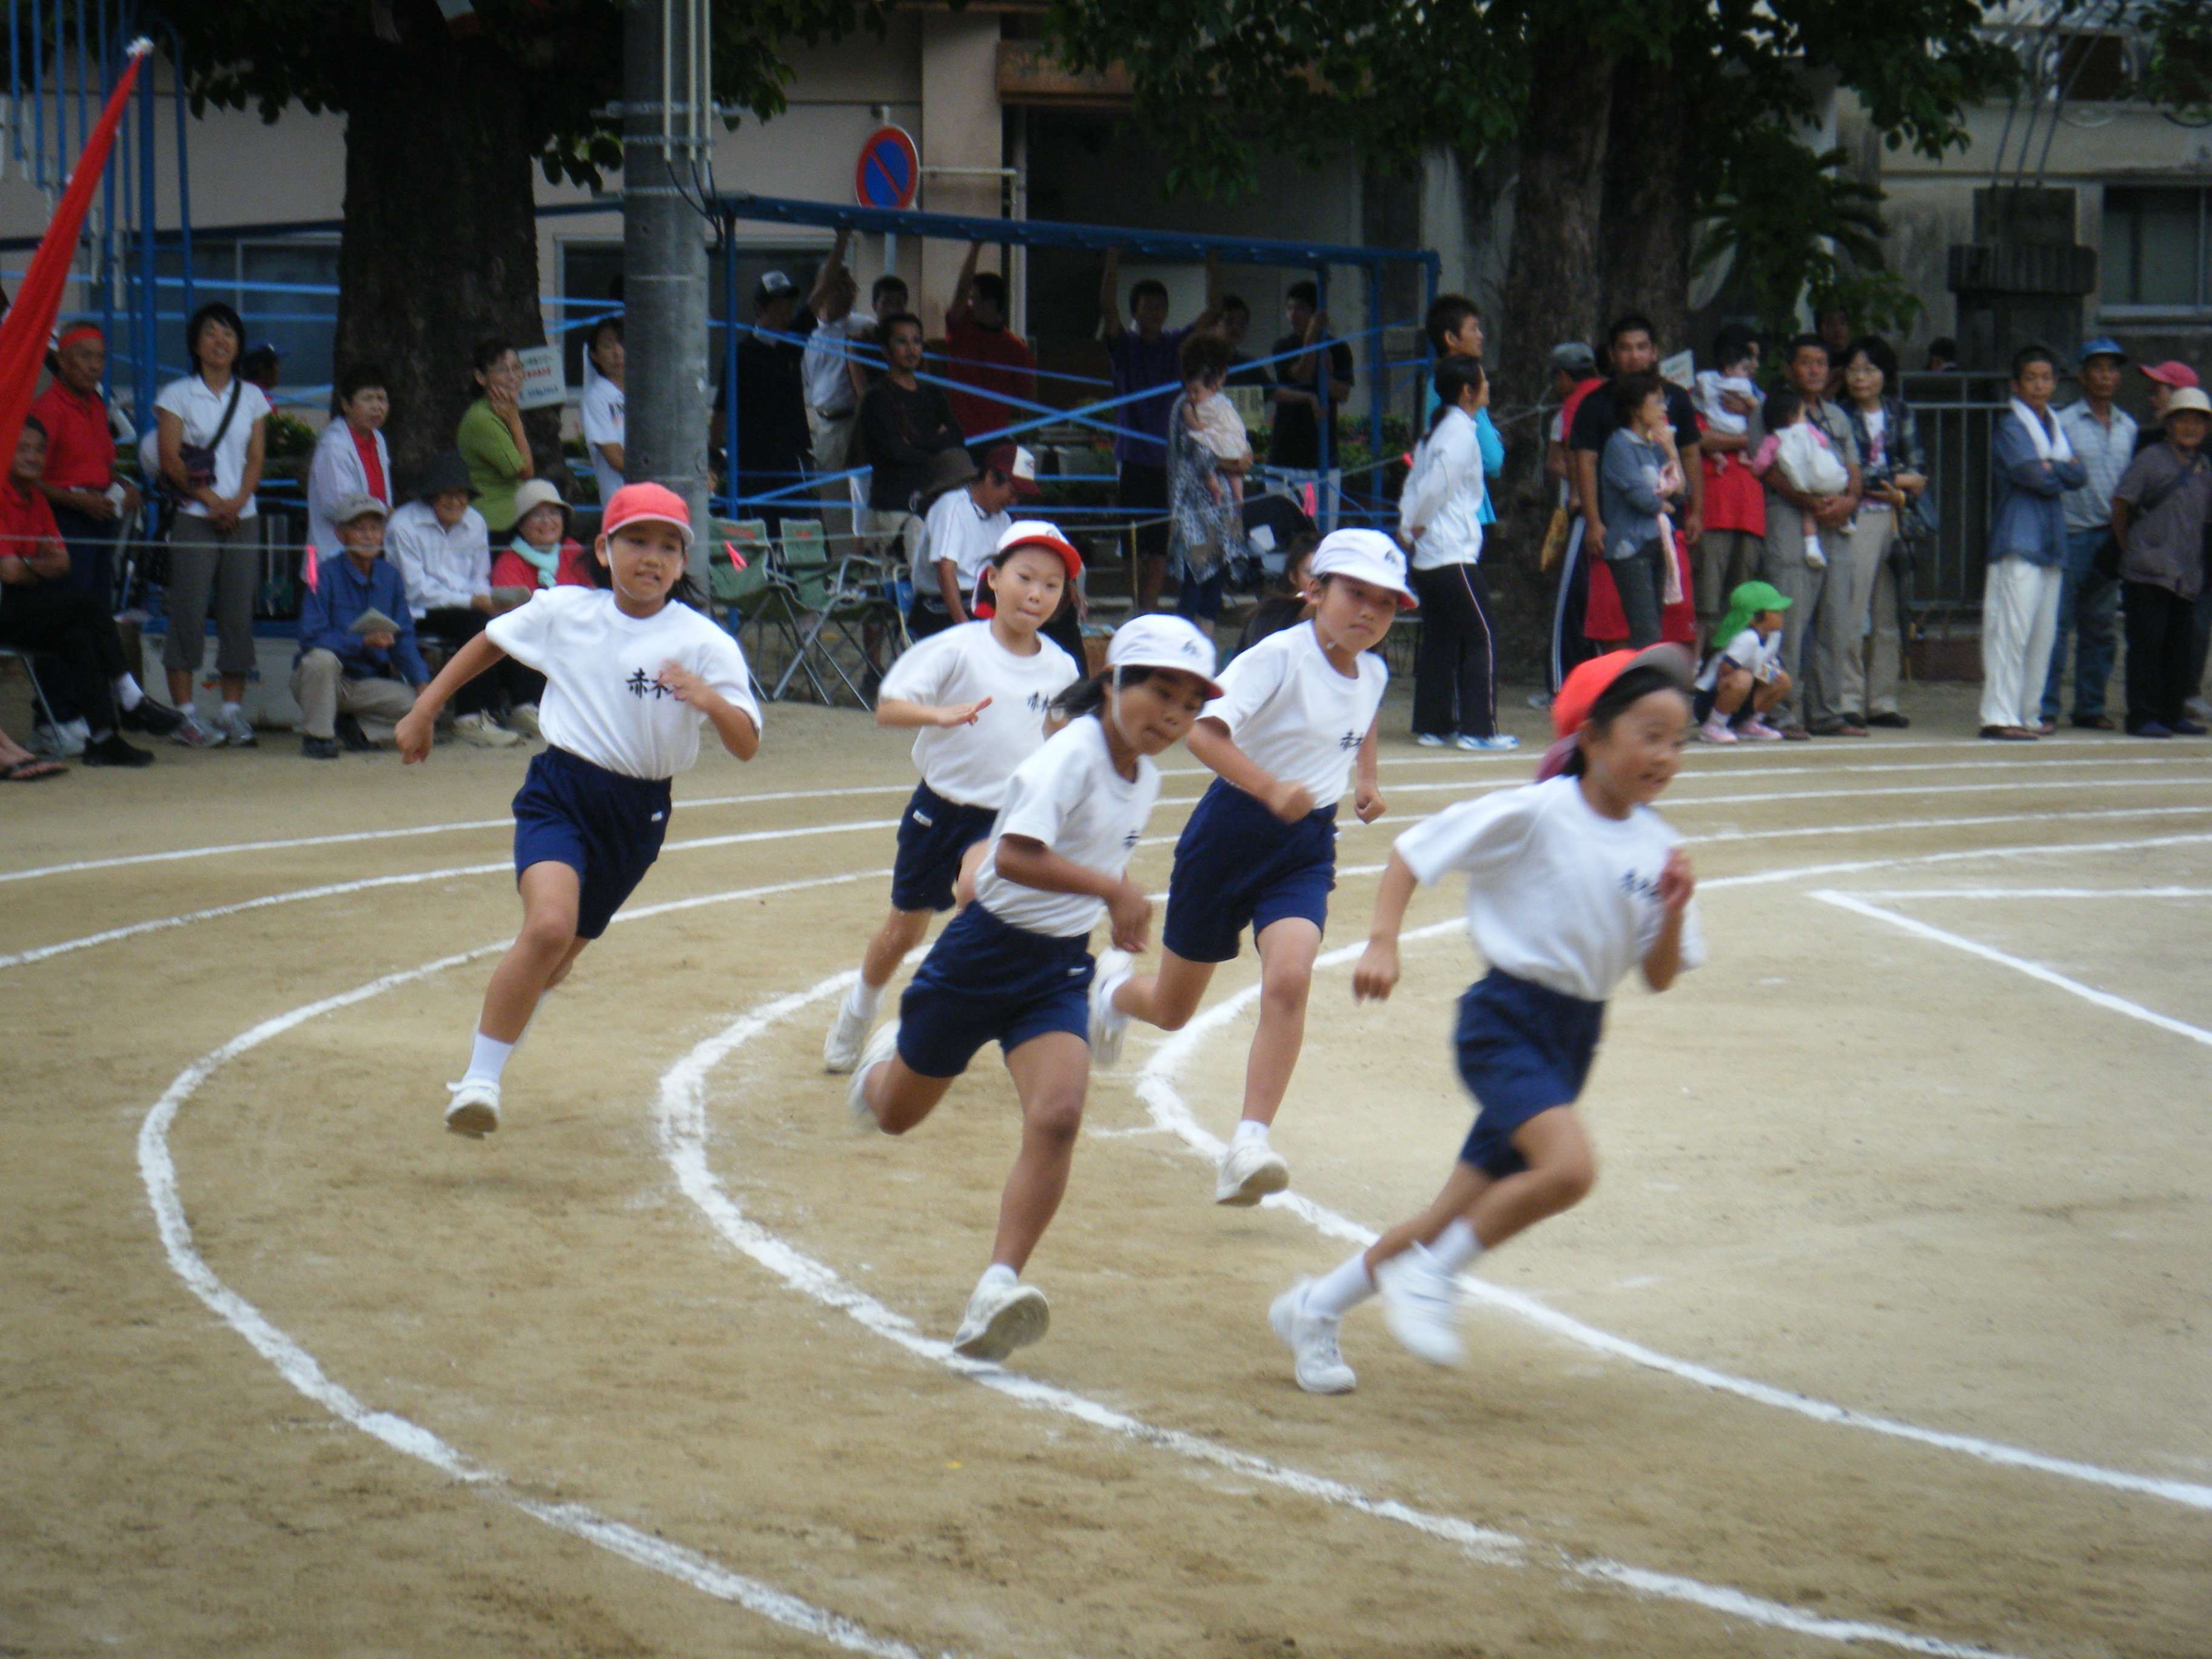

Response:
(0, 39), (149, 466)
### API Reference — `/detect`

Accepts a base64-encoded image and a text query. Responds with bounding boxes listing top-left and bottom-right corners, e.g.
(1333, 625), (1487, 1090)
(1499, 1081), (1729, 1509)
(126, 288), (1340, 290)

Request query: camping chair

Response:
(763, 523), (851, 703)
(707, 518), (781, 697)
(776, 548), (910, 708)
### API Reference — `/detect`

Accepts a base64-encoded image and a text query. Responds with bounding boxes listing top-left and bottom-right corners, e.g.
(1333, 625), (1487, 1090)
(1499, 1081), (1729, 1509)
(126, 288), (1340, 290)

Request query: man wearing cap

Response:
(29, 322), (140, 599)
(732, 269), (815, 538)
(292, 493), (429, 759)
(2132, 360), (2212, 720)
(2133, 360), (2200, 455)
(2043, 339), (2137, 729)
(910, 443), (1041, 638)
(945, 241), (1039, 461)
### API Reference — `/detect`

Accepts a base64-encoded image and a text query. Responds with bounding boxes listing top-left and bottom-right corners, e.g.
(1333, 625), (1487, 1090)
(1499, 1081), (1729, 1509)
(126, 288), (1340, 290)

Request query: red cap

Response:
(993, 518), (1082, 583)
(1535, 645), (1696, 781)
(2139, 360), (2200, 390)
(602, 482), (694, 547)
(984, 443), (1042, 500)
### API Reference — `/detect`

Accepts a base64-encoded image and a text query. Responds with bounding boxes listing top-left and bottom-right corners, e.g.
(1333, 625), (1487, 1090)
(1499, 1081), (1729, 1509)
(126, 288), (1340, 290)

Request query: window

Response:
(559, 238), (820, 390)
(2100, 186), (2210, 312)
(151, 237), (341, 391)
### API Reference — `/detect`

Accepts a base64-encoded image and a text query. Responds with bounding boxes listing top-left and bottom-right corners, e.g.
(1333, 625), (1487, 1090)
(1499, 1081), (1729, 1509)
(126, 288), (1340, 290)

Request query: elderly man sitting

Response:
(292, 492), (430, 759)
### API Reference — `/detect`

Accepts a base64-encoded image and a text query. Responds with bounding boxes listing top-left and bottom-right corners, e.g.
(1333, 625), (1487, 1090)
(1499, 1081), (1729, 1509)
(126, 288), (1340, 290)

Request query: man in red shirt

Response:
(28, 322), (140, 600)
(943, 241), (1038, 460)
(0, 418), (179, 764)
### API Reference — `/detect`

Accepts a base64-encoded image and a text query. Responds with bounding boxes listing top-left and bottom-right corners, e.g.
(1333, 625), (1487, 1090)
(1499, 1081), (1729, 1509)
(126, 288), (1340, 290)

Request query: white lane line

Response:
(1808, 889), (2212, 1051)
(1847, 885), (2212, 899)
(661, 979), (2027, 1659)
(134, 873), (935, 1659)
(1124, 839), (2212, 1515)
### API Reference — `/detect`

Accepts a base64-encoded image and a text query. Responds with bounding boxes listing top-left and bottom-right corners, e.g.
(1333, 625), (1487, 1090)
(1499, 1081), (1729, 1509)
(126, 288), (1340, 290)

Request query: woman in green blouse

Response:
(457, 337), (534, 535)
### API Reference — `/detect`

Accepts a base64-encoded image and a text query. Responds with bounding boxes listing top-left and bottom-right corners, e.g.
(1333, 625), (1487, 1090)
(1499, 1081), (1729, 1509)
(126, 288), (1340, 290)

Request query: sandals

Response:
(2, 757), (67, 780)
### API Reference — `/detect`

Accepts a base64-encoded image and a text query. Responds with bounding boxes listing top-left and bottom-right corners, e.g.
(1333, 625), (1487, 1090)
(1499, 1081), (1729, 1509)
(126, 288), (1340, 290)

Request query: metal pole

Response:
(1366, 264), (1382, 516)
(134, 25), (155, 425)
(625, 0), (711, 583)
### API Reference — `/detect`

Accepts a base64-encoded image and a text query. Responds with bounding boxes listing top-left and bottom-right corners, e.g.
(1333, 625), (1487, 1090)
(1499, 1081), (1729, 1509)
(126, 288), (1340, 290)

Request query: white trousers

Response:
(1978, 557), (2063, 730)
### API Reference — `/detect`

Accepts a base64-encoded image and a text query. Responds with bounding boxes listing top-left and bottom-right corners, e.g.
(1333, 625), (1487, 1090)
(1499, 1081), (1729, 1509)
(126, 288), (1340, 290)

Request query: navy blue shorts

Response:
(511, 745), (672, 939)
(890, 780), (1000, 914)
(1161, 777), (1338, 964)
(897, 902), (1093, 1079)
(1454, 969), (1606, 1178)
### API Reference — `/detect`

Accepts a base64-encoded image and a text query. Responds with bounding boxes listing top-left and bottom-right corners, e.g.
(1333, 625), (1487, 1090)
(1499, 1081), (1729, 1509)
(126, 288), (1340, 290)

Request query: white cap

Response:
(1105, 614), (1226, 699)
(1309, 528), (1418, 609)
(2167, 386), (2211, 418)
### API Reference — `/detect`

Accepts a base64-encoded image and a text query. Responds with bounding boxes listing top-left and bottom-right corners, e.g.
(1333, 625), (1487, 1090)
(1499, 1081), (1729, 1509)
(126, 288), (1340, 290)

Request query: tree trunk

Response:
(1597, 49), (1693, 354)
(1489, 29), (1615, 681)
(330, 32), (557, 495)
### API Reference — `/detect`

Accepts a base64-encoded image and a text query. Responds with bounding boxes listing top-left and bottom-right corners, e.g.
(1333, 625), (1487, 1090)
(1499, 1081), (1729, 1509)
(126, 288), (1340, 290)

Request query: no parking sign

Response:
(854, 125), (919, 210)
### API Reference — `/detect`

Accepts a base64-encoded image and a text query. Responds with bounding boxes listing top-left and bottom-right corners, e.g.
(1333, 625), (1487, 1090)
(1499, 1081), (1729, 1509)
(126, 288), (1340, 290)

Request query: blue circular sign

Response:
(855, 126), (919, 210)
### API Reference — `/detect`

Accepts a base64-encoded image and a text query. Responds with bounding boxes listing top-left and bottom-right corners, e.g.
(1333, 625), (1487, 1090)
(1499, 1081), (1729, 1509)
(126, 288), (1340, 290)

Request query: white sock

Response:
(464, 1031), (515, 1087)
(113, 674), (144, 711)
(1232, 1119), (1269, 1148)
(1429, 1218), (1484, 1275)
(1306, 1252), (1375, 1319)
(220, 700), (243, 722)
(977, 1262), (1018, 1294)
(849, 977), (883, 1023)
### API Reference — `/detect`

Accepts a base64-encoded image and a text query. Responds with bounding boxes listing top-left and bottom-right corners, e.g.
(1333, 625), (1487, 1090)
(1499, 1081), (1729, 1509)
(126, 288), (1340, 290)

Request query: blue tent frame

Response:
(711, 191), (1441, 515)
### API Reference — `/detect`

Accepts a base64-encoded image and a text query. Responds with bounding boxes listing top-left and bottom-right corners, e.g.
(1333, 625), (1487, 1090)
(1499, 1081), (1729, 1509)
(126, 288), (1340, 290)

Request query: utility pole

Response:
(622, 0), (712, 580)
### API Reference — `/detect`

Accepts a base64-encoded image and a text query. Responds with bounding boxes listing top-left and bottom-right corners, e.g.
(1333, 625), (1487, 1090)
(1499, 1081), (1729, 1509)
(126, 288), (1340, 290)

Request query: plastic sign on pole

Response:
(516, 344), (566, 410)
(854, 125), (920, 211)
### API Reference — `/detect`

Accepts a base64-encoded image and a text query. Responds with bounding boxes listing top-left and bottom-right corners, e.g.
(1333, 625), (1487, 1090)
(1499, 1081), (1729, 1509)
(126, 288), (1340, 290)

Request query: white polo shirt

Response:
(974, 716), (1160, 939)
(386, 499), (492, 617)
(877, 620), (1080, 806)
(803, 315), (867, 415)
(486, 586), (760, 780)
(916, 488), (1010, 605)
(1203, 620), (1386, 806)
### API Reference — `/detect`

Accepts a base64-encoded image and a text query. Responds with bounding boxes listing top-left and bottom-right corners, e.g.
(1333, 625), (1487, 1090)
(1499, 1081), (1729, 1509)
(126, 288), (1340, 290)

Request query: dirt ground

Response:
(3, 673), (2207, 1659)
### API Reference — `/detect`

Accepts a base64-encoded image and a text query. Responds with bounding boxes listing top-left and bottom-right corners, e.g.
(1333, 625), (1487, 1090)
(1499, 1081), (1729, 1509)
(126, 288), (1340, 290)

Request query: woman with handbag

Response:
(155, 300), (272, 747)
(1837, 338), (1928, 729)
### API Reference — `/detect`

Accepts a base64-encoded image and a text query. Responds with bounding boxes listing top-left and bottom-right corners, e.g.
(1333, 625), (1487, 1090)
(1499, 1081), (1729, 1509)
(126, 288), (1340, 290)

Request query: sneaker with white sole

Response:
(219, 708), (258, 747)
(171, 708), (222, 749)
(846, 1020), (899, 1130)
(951, 1278), (1050, 1361)
(1413, 731), (1448, 748)
(1377, 1243), (1466, 1366)
(452, 711), (521, 748)
(444, 1078), (501, 1138)
(1269, 1279), (1355, 1394)
(1088, 948), (1134, 1066)
(823, 987), (873, 1073)
(1455, 732), (1520, 751)
(1697, 716), (1738, 744)
(1736, 718), (1785, 742)
(1215, 1136), (1290, 1205)
(504, 702), (543, 740)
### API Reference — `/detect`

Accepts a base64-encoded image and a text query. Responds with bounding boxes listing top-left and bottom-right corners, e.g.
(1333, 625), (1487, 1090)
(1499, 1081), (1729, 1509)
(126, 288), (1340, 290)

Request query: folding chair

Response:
(765, 529), (850, 704)
(0, 645), (64, 736)
(778, 548), (910, 708)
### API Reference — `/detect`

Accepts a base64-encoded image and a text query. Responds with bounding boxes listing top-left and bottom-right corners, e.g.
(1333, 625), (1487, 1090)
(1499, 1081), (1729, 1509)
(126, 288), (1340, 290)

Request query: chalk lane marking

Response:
(660, 977), (2029, 1659)
(135, 872), (932, 1659)
(1125, 840), (2212, 1515)
(1809, 888), (2212, 1051)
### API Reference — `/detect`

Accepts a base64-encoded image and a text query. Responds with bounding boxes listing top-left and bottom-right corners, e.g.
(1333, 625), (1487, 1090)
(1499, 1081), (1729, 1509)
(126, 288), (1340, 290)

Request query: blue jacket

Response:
(1598, 426), (1671, 560)
(297, 551), (431, 684)
(1988, 409), (2088, 568)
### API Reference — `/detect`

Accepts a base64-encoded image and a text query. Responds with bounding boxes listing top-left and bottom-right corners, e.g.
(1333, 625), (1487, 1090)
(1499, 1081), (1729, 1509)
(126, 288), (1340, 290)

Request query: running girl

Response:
(1089, 528), (1409, 1206)
(396, 483), (762, 1138)
(1270, 646), (1703, 1393)
(823, 521), (1084, 1071)
(846, 615), (1222, 1362)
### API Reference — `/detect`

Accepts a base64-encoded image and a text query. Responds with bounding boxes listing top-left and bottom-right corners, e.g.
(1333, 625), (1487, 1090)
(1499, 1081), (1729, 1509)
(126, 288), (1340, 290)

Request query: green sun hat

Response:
(1713, 580), (1791, 651)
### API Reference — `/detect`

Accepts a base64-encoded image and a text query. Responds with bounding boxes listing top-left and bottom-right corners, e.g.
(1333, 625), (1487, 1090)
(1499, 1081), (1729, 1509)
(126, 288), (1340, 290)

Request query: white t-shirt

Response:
(916, 488), (1009, 605)
(580, 371), (625, 508)
(154, 374), (272, 520)
(485, 586), (760, 780)
(1394, 774), (1705, 1003)
(803, 315), (867, 414)
(973, 716), (1160, 939)
(1203, 620), (1386, 808)
(876, 620), (1080, 806)
(386, 499), (492, 617)
(1695, 625), (1781, 691)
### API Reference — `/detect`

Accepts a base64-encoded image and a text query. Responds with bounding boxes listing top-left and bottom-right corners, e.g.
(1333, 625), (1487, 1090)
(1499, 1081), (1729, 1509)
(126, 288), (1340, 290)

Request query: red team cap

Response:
(602, 482), (694, 547)
(1535, 643), (1696, 782)
(984, 443), (1043, 500)
(2138, 360), (2200, 390)
(995, 518), (1083, 582)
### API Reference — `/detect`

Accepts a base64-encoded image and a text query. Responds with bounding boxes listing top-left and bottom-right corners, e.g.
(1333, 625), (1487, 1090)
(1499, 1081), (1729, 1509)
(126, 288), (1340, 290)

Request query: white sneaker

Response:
(32, 717), (90, 757)
(220, 708), (257, 747)
(452, 711), (521, 748)
(823, 987), (873, 1073)
(951, 1278), (1050, 1361)
(504, 702), (542, 739)
(1269, 1279), (1355, 1394)
(1455, 732), (1520, 751)
(846, 1020), (899, 1130)
(1377, 1244), (1466, 1366)
(172, 708), (222, 749)
(444, 1078), (501, 1138)
(1215, 1136), (1291, 1206)
(1413, 731), (1447, 748)
(1088, 948), (1134, 1067)
(1698, 716), (1738, 745)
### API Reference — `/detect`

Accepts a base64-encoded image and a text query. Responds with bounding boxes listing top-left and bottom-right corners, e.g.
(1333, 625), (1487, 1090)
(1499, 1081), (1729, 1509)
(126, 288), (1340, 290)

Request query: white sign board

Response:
(516, 344), (566, 411)
(1658, 349), (1697, 390)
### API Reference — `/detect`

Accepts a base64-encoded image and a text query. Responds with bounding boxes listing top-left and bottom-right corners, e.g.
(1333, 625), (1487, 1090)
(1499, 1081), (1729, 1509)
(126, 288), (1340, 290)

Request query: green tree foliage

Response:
(2140, 0), (2212, 124)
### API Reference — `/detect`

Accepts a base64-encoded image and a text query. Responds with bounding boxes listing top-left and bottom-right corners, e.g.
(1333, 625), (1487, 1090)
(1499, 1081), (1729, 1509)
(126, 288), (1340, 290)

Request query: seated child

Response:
(1748, 389), (1845, 568)
(1693, 579), (1792, 743)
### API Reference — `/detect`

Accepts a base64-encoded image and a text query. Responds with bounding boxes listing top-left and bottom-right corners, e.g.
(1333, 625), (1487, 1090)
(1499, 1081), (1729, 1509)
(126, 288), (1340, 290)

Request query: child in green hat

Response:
(1693, 580), (1792, 743)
